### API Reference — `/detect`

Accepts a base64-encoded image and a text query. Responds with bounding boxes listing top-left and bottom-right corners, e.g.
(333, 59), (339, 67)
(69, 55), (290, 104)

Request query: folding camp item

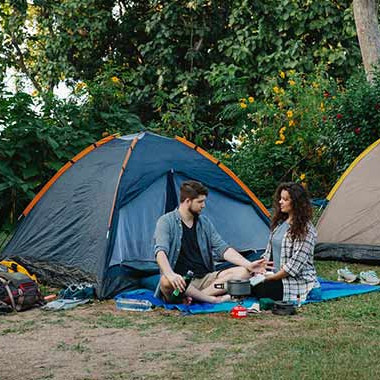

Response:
(1, 132), (270, 299)
(316, 138), (380, 264)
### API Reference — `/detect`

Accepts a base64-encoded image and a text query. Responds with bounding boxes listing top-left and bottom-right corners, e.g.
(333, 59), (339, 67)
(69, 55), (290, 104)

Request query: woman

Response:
(251, 182), (319, 302)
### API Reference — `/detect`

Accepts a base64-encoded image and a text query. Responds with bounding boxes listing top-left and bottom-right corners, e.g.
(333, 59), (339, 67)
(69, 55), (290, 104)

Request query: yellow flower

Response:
(320, 102), (325, 112)
(288, 70), (296, 76)
(240, 102), (247, 109)
(111, 76), (120, 83)
(278, 102), (284, 109)
(248, 96), (254, 103)
(273, 86), (280, 94)
(280, 88), (285, 95)
(286, 110), (293, 118)
(186, 1), (196, 9)
(279, 126), (286, 134)
(75, 82), (87, 91)
(31, 90), (38, 97)
(312, 82), (319, 88)
(288, 80), (296, 86)
(275, 140), (284, 145)
(288, 119), (295, 127)
(279, 71), (285, 79)
(300, 173), (306, 180)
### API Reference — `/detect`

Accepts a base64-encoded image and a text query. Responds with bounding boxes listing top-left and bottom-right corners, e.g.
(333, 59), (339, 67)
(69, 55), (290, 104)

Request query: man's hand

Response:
(245, 258), (274, 275)
(165, 273), (187, 293)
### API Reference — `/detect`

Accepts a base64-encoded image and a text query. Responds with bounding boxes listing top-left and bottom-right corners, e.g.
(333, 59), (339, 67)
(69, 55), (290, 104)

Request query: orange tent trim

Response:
(22, 135), (117, 218)
(175, 136), (270, 218)
(107, 136), (139, 228)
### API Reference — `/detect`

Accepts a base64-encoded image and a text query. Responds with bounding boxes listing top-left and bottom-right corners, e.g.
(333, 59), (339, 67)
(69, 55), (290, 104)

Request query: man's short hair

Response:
(180, 180), (208, 203)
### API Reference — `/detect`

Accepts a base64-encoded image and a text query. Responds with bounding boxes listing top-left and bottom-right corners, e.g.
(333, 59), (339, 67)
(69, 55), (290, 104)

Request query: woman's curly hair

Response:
(271, 182), (313, 240)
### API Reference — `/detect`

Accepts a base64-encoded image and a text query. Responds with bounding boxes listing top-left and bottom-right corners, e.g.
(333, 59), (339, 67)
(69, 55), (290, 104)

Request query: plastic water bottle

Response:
(116, 298), (153, 312)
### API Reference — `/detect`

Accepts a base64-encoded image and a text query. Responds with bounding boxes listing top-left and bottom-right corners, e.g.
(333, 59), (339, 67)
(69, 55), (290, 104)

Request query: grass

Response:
(120, 260), (380, 380)
(0, 319), (36, 335)
(1, 261), (380, 380)
(56, 340), (91, 353)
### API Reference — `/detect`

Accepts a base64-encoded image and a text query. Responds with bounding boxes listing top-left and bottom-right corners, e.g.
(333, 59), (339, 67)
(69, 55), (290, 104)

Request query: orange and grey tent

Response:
(315, 138), (380, 264)
(1, 132), (270, 298)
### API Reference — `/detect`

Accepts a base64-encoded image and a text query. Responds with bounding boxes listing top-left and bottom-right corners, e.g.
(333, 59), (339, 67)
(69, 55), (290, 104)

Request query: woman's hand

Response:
(265, 268), (288, 281)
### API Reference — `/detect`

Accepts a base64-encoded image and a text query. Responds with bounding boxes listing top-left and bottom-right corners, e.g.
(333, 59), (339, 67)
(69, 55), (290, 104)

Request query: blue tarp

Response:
(115, 277), (380, 314)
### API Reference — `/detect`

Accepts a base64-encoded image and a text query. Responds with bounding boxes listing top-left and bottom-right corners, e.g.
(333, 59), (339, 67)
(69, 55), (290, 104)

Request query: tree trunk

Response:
(353, 0), (380, 82)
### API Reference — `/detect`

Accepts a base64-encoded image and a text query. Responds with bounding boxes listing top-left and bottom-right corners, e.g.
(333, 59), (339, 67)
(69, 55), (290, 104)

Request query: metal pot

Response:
(214, 279), (251, 297)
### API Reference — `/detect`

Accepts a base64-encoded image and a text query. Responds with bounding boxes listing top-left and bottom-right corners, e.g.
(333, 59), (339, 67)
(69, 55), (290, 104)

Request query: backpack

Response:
(0, 272), (44, 312)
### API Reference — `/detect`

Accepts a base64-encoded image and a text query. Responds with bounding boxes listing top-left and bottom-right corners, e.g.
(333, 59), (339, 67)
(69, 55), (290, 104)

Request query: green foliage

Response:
(327, 71), (380, 173)
(0, 0), (114, 90)
(1, 0), (362, 148)
(225, 70), (338, 205)
(0, 0), (375, 228)
(0, 84), (142, 229)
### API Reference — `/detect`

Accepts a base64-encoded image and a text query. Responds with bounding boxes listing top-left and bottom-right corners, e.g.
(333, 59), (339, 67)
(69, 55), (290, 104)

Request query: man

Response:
(154, 180), (269, 304)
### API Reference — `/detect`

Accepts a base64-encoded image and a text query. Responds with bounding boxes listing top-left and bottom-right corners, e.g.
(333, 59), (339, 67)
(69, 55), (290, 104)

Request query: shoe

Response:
(359, 271), (380, 285)
(337, 267), (357, 283)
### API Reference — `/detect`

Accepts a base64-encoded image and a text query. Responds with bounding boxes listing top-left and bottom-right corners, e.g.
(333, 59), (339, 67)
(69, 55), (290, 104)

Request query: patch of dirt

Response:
(0, 301), (224, 380)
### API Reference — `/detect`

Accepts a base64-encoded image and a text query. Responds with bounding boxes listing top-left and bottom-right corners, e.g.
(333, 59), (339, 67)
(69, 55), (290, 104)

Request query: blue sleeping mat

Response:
(114, 277), (380, 314)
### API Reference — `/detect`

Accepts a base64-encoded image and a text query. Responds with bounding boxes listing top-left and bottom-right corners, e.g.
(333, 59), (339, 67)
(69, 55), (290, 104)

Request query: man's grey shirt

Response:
(153, 209), (230, 297)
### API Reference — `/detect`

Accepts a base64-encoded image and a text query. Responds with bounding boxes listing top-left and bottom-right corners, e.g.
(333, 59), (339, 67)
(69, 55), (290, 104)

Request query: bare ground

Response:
(1, 300), (238, 380)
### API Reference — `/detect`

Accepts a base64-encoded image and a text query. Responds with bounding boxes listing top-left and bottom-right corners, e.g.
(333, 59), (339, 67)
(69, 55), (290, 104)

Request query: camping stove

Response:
(214, 279), (251, 318)
(230, 296), (248, 319)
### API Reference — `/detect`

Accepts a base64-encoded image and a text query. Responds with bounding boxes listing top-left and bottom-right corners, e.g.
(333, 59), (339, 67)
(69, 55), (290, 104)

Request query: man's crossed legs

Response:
(160, 266), (251, 304)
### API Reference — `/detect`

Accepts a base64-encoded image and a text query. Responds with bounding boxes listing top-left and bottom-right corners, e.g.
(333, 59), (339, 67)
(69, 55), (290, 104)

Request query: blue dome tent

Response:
(1, 132), (270, 298)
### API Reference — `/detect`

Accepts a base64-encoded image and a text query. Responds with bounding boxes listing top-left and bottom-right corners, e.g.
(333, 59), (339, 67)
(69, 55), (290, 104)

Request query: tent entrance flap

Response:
(110, 175), (167, 267)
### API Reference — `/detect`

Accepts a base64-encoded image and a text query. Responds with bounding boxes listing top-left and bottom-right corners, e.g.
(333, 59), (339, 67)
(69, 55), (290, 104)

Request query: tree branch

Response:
(11, 35), (42, 92)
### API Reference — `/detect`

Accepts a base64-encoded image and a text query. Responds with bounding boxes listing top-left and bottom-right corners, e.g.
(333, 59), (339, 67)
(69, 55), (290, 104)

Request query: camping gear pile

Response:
(1, 132), (270, 299)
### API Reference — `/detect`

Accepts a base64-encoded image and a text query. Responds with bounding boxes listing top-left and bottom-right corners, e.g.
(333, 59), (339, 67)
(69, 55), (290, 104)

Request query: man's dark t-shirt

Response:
(174, 219), (209, 278)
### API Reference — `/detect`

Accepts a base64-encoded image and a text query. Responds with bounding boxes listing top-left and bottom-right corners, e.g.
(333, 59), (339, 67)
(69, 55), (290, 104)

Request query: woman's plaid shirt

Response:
(263, 222), (318, 302)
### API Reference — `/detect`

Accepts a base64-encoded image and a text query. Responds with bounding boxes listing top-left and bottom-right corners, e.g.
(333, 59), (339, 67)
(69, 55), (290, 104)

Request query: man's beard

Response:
(189, 205), (201, 217)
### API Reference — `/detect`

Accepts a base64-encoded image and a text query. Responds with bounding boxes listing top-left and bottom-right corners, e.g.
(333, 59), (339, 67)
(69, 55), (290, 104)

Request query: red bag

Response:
(0, 272), (44, 311)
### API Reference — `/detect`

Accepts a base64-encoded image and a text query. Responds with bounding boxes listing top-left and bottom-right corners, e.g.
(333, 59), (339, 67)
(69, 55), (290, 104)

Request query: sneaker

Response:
(359, 271), (380, 285)
(337, 267), (357, 283)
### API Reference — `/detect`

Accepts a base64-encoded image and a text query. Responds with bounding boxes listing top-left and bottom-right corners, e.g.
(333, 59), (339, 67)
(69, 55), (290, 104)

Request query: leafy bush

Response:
(327, 71), (380, 173)
(0, 80), (143, 230)
(223, 70), (338, 205)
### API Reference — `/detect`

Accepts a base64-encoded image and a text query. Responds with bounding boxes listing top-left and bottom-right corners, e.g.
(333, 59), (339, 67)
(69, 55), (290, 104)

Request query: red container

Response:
(230, 304), (248, 318)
